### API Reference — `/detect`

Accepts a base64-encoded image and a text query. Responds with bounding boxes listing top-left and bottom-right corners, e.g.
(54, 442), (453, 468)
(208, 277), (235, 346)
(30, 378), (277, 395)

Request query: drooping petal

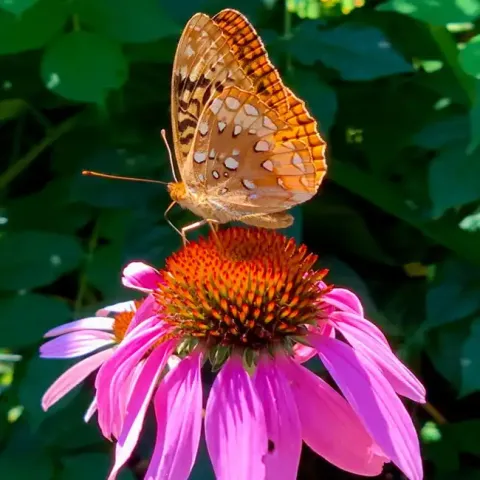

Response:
(95, 321), (168, 439)
(254, 356), (302, 480)
(281, 357), (386, 476)
(330, 314), (426, 402)
(107, 339), (175, 480)
(312, 335), (423, 480)
(122, 262), (163, 292)
(40, 331), (115, 358)
(44, 317), (114, 338)
(144, 351), (203, 480)
(42, 348), (113, 411)
(84, 398), (97, 423)
(96, 300), (137, 317)
(322, 288), (364, 316)
(205, 355), (267, 480)
(124, 294), (158, 336)
(292, 324), (334, 363)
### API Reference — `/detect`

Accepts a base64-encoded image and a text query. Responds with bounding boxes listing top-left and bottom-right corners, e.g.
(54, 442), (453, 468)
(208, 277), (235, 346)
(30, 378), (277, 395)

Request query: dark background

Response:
(1, 0), (480, 478)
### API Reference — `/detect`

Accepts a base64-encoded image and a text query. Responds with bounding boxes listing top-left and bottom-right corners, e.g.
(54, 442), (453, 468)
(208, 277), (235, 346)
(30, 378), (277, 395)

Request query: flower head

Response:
(43, 227), (426, 480)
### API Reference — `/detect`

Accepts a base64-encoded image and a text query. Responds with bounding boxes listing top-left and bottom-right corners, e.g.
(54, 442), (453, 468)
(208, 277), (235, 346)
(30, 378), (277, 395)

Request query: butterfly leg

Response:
(164, 201), (184, 237)
(180, 219), (209, 246)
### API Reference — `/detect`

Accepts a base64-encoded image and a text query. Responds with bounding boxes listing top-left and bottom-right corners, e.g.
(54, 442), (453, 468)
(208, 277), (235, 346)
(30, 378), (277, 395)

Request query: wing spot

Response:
(248, 129), (257, 135)
(254, 140), (270, 152)
(300, 176), (310, 188)
(263, 116), (277, 131)
(198, 174), (205, 182)
(224, 157), (239, 170)
(248, 193), (258, 200)
(292, 153), (306, 172)
(199, 122), (209, 136)
(262, 160), (274, 172)
(212, 170), (220, 179)
(225, 96), (241, 110)
(210, 98), (223, 115)
(233, 125), (242, 137)
(194, 151), (207, 164)
(224, 172), (229, 178)
(232, 148), (240, 156)
(209, 148), (216, 159)
(277, 178), (287, 189)
(185, 45), (195, 58)
(242, 179), (256, 190)
(219, 187), (229, 195)
(244, 104), (259, 116)
(180, 65), (188, 79)
(218, 121), (227, 133)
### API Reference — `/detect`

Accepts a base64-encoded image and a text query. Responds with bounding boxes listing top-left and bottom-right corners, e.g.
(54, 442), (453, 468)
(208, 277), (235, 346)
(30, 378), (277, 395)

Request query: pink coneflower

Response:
(40, 298), (154, 430)
(45, 227), (426, 480)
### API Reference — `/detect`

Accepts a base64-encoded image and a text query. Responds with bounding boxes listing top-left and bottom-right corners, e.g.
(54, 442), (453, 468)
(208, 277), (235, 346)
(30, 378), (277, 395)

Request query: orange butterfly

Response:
(164, 9), (327, 240)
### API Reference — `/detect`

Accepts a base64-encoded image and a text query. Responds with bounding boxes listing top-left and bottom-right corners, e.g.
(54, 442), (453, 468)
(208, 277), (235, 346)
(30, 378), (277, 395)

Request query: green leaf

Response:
(0, 231), (83, 291)
(0, 294), (71, 348)
(41, 31), (128, 103)
(0, 98), (26, 120)
(0, 0), (38, 15)
(0, 422), (54, 480)
(76, 0), (180, 43)
(60, 453), (135, 480)
(468, 80), (480, 153)
(378, 0), (480, 25)
(86, 244), (125, 298)
(460, 317), (480, 396)
(289, 22), (412, 80)
(413, 115), (469, 149)
(287, 69), (337, 136)
(459, 35), (480, 78)
(0, 0), (68, 54)
(459, 208), (480, 232)
(19, 356), (76, 428)
(444, 420), (480, 456)
(428, 142), (480, 216)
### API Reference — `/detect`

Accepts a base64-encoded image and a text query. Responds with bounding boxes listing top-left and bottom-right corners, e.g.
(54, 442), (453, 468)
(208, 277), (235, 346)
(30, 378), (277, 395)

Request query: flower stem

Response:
(422, 401), (448, 425)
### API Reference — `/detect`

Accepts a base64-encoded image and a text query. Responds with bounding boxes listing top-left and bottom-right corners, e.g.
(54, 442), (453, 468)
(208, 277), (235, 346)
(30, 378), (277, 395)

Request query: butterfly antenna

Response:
(82, 171), (169, 185)
(160, 129), (179, 183)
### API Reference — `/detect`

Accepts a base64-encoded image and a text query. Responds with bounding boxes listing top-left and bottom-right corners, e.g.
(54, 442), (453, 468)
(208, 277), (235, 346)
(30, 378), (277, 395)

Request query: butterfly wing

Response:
(185, 86), (326, 219)
(171, 12), (254, 177)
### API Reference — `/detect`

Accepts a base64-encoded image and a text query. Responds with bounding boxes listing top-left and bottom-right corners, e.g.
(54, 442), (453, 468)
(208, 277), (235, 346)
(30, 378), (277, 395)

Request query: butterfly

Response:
(164, 8), (327, 240)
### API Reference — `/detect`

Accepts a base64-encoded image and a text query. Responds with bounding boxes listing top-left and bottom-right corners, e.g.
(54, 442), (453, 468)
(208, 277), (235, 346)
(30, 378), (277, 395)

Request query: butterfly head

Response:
(168, 181), (188, 202)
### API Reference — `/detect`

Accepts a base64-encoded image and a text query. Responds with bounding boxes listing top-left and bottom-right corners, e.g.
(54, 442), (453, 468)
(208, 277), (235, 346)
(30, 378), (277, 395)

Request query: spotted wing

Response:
(171, 13), (254, 176)
(185, 86), (326, 217)
(213, 9), (326, 191)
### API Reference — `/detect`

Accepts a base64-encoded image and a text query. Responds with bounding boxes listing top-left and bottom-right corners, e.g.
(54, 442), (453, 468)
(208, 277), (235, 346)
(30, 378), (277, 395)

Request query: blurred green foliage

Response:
(1, 0), (480, 478)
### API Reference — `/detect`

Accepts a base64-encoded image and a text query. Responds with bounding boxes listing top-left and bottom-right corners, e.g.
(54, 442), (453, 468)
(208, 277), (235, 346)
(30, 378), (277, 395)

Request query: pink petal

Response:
(312, 335), (423, 480)
(293, 324), (334, 364)
(96, 300), (137, 317)
(205, 356), (267, 480)
(254, 356), (302, 480)
(42, 348), (113, 411)
(124, 294), (157, 336)
(122, 262), (163, 292)
(95, 321), (167, 439)
(322, 288), (364, 315)
(330, 314), (426, 403)
(84, 398), (97, 422)
(282, 357), (386, 476)
(44, 317), (114, 338)
(107, 339), (175, 480)
(144, 351), (203, 480)
(40, 331), (115, 358)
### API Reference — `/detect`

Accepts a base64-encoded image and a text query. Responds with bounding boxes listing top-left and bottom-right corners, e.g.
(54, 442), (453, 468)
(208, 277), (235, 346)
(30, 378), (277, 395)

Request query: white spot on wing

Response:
(225, 96), (241, 110)
(262, 160), (274, 172)
(233, 125), (242, 136)
(185, 45), (195, 58)
(209, 148), (216, 159)
(277, 178), (287, 189)
(224, 157), (239, 170)
(199, 122), (209, 136)
(219, 187), (229, 194)
(198, 174), (205, 182)
(244, 104), (259, 116)
(180, 65), (188, 79)
(218, 121), (227, 132)
(254, 140), (270, 152)
(232, 149), (240, 156)
(210, 98), (223, 115)
(242, 179), (256, 190)
(194, 151), (207, 163)
(292, 153), (306, 172)
(300, 176), (310, 188)
(212, 170), (220, 179)
(263, 116), (277, 131)
(248, 193), (258, 200)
